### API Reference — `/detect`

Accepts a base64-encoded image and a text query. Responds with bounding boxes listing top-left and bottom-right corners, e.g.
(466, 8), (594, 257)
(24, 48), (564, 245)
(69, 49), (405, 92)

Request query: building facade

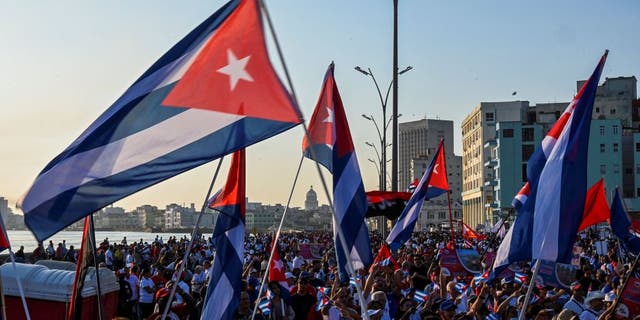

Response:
(399, 119), (454, 190)
(461, 101), (528, 228)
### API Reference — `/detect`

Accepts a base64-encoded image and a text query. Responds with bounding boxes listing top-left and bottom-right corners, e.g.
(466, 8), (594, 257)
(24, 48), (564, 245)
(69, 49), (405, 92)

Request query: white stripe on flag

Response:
(21, 109), (244, 213)
(532, 112), (574, 261)
(202, 273), (234, 320)
(333, 153), (363, 220)
(226, 223), (246, 261)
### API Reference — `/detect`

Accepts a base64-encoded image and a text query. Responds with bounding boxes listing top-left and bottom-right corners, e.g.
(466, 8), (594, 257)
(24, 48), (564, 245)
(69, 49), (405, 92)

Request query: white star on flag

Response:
(217, 49), (254, 91)
(273, 259), (284, 272)
(323, 106), (334, 123)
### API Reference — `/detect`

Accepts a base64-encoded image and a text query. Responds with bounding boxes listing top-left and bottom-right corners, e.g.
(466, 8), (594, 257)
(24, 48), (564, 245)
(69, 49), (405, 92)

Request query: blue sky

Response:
(1, 0), (638, 211)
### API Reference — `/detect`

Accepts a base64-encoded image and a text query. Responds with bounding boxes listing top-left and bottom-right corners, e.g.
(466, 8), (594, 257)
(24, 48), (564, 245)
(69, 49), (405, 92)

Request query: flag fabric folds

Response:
(201, 149), (246, 320)
(302, 63), (372, 278)
(370, 243), (399, 272)
(578, 179), (610, 232)
(386, 140), (449, 250)
(68, 216), (94, 320)
(20, 0), (302, 242)
(610, 188), (640, 255)
(494, 51), (608, 276)
(462, 222), (486, 240)
(365, 191), (412, 220)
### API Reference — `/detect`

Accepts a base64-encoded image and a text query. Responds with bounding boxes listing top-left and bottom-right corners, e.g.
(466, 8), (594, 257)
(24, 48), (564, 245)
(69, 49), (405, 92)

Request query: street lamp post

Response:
(355, 65), (412, 237)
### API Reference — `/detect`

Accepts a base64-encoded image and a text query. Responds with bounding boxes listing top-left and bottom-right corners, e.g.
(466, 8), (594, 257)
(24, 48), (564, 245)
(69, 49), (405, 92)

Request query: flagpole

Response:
(518, 259), (540, 320)
(8, 249), (30, 320)
(88, 214), (104, 320)
(609, 250), (640, 317)
(163, 158), (225, 319)
(251, 155), (305, 320)
(259, 1), (369, 319)
(479, 211), (512, 267)
(447, 190), (455, 246)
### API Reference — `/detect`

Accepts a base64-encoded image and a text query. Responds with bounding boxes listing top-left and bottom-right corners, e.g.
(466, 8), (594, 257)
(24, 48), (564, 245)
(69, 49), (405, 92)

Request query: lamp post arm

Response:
(368, 68), (387, 111)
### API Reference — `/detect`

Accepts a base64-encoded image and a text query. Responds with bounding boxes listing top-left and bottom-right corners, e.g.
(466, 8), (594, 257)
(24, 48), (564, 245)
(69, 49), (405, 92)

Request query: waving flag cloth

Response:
(386, 140), (449, 250)
(268, 239), (290, 290)
(578, 179), (610, 232)
(370, 243), (399, 272)
(365, 191), (412, 220)
(493, 51), (608, 277)
(302, 63), (372, 279)
(201, 149), (246, 320)
(19, 0), (302, 242)
(610, 188), (640, 255)
(462, 222), (486, 240)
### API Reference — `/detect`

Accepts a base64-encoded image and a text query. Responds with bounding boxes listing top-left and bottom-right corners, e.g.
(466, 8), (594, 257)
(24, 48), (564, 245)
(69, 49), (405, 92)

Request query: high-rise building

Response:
(398, 119), (453, 190)
(461, 101), (528, 228)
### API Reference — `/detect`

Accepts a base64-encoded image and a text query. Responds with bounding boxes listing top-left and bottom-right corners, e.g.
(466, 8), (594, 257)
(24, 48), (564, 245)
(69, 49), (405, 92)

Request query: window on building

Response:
(522, 144), (535, 161)
(638, 188), (640, 197)
(503, 128), (514, 138)
(636, 166), (640, 174)
(637, 143), (640, 152)
(600, 126), (605, 136)
(522, 128), (534, 142)
(522, 164), (528, 183)
(626, 168), (633, 174)
(613, 125), (619, 135)
(613, 164), (620, 174)
(486, 112), (494, 122)
(600, 164), (606, 174)
(600, 144), (605, 153)
(595, 107), (600, 113)
(428, 214), (434, 219)
(438, 212), (446, 219)
(611, 108), (616, 115)
(613, 143), (619, 152)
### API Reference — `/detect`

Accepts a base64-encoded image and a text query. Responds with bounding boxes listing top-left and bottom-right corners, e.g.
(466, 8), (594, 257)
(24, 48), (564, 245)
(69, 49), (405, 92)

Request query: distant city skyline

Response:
(1, 1), (638, 213)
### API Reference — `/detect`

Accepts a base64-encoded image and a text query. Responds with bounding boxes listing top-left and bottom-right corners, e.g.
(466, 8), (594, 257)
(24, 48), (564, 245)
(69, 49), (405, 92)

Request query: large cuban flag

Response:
(386, 140), (449, 250)
(493, 51), (608, 275)
(202, 149), (246, 320)
(20, 0), (302, 241)
(303, 63), (372, 279)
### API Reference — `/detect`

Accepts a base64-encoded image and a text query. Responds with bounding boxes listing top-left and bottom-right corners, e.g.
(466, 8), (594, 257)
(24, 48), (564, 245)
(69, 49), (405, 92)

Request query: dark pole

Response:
(391, 0), (399, 192)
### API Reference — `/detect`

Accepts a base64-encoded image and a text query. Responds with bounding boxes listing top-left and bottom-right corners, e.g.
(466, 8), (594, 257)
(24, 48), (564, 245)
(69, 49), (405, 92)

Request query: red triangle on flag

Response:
(163, 0), (301, 124)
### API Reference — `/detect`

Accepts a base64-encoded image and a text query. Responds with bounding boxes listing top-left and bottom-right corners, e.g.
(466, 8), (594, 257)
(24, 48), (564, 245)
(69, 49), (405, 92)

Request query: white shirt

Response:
(128, 274), (140, 301)
(139, 276), (155, 303)
(105, 249), (113, 266)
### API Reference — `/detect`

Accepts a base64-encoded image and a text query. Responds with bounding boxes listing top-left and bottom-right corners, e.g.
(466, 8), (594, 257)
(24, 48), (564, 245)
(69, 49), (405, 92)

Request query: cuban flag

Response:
(473, 271), (490, 286)
(302, 63), (372, 279)
(413, 290), (429, 304)
(386, 140), (449, 250)
(514, 272), (528, 285)
(370, 243), (399, 272)
(493, 51), (608, 276)
(19, 0), (302, 242)
(258, 297), (272, 316)
(610, 188), (640, 255)
(201, 149), (246, 320)
(316, 287), (331, 311)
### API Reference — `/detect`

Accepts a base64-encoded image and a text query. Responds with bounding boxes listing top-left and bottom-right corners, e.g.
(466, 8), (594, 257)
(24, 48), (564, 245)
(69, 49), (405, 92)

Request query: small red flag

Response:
(578, 179), (610, 232)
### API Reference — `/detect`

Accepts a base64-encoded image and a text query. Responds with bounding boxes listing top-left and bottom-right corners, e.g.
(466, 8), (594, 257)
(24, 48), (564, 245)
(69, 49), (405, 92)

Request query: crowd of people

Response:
(23, 227), (639, 320)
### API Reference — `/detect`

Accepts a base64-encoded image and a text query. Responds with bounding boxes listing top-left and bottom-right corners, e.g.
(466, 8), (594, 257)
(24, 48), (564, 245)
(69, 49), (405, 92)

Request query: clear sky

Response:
(1, 1), (638, 213)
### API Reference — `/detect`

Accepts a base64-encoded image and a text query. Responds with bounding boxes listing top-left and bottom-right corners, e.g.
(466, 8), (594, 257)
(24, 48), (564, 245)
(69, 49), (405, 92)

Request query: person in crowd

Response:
(139, 267), (156, 319)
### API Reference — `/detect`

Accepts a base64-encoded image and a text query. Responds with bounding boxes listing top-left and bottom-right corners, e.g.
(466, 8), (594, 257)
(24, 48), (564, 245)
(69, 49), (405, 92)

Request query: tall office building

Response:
(398, 119), (453, 190)
(461, 101), (528, 229)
